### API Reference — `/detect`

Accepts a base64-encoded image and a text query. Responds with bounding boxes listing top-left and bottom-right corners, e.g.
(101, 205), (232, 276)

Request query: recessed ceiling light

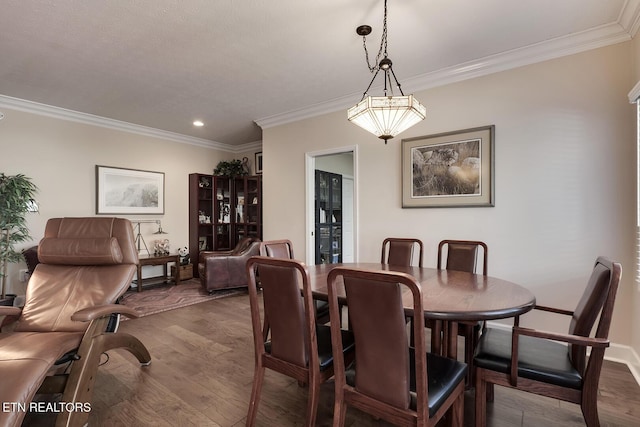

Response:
(193, 120), (204, 127)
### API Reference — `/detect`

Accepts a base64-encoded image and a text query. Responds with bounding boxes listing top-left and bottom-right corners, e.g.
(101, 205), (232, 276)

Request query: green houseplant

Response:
(0, 173), (38, 301)
(213, 159), (249, 177)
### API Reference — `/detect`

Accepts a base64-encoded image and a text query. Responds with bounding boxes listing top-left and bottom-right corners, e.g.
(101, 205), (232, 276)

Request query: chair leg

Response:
(451, 389), (465, 427)
(474, 369), (487, 427)
(246, 366), (265, 427)
(581, 399), (600, 427)
(305, 378), (321, 427)
(332, 395), (347, 427)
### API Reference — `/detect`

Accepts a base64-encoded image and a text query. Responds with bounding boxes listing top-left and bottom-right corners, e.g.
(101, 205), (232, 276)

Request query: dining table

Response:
(307, 262), (536, 359)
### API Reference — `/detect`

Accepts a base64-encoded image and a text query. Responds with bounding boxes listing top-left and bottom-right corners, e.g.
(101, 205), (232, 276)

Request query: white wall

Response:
(263, 43), (636, 350)
(0, 107), (253, 295)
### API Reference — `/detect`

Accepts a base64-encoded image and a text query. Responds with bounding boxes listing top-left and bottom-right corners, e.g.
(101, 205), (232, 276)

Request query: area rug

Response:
(119, 279), (246, 317)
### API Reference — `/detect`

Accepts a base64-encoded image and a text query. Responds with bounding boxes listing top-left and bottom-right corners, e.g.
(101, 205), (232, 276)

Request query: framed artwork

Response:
(402, 125), (494, 208)
(255, 152), (263, 174)
(96, 165), (165, 214)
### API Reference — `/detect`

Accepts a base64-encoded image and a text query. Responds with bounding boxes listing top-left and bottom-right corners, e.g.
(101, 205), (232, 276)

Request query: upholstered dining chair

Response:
(245, 256), (355, 426)
(0, 217), (151, 427)
(260, 239), (331, 325)
(381, 237), (424, 267)
(474, 256), (622, 427)
(326, 267), (467, 426)
(434, 240), (488, 384)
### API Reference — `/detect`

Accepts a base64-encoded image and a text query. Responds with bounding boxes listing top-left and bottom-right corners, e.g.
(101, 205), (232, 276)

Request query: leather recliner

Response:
(0, 217), (151, 427)
(198, 237), (261, 293)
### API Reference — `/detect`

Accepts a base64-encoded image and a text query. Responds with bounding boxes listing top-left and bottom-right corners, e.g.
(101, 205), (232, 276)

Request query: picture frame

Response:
(96, 165), (165, 214)
(402, 125), (494, 208)
(255, 152), (263, 174)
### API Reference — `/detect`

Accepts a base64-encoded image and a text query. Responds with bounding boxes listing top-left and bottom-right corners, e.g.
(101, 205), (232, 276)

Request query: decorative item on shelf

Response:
(153, 239), (170, 256)
(241, 157), (251, 175)
(0, 173), (38, 302)
(132, 219), (168, 256)
(199, 176), (211, 188)
(213, 159), (248, 177)
(221, 204), (230, 223)
(198, 210), (211, 224)
(347, 0), (426, 143)
(198, 237), (207, 251)
(178, 246), (190, 266)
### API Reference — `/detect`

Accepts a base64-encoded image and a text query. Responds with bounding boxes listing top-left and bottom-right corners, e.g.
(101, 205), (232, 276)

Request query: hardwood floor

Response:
(43, 292), (640, 426)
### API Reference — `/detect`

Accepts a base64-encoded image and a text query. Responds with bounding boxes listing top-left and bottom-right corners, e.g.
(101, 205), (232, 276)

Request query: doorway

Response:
(305, 146), (358, 265)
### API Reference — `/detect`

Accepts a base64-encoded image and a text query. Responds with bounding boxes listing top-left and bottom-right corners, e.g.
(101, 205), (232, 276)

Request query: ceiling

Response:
(0, 0), (638, 149)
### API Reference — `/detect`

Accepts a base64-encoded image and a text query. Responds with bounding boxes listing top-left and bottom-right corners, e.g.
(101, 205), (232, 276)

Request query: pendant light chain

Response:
(362, 0), (389, 73)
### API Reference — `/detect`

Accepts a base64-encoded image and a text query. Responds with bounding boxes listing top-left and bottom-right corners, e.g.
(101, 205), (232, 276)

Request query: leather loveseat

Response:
(198, 237), (261, 293)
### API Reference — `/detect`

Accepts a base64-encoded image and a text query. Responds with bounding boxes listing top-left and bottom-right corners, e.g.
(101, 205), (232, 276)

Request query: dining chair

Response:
(327, 267), (467, 427)
(433, 239), (488, 384)
(260, 239), (331, 325)
(381, 237), (424, 267)
(245, 256), (355, 426)
(474, 256), (622, 427)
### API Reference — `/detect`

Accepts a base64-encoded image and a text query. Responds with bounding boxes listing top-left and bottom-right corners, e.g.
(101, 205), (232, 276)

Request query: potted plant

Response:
(0, 173), (38, 304)
(213, 159), (249, 177)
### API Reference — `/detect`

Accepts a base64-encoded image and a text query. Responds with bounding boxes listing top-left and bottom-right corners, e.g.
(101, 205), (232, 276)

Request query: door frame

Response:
(305, 145), (358, 265)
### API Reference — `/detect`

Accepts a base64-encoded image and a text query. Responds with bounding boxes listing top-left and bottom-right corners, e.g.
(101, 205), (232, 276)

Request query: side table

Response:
(136, 254), (180, 292)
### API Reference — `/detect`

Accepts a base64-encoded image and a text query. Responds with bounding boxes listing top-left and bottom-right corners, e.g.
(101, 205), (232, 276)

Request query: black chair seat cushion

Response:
(265, 324), (354, 371)
(474, 328), (583, 389)
(346, 349), (467, 417)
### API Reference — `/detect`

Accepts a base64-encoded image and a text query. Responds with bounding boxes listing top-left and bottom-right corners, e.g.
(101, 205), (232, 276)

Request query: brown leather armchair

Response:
(198, 237), (261, 293)
(0, 217), (151, 427)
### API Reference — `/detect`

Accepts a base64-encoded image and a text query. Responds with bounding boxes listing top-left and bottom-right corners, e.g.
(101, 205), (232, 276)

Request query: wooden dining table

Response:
(307, 262), (536, 359)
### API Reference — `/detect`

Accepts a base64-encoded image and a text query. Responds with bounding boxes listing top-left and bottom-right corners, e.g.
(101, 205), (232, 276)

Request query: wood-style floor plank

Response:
(23, 291), (640, 426)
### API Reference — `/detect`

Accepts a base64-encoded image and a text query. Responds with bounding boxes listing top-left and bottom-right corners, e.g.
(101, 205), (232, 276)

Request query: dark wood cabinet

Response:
(189, 173), (262, 277)
(315, 170), (342, 265)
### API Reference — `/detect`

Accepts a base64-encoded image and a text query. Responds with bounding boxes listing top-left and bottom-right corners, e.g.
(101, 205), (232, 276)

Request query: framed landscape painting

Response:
(402, 125), (494, 208)
(96, 165), (165, 214)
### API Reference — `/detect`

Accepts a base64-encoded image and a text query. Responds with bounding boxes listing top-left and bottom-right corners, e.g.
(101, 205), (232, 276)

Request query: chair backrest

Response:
(260, 239), (294, 259)
(327, 267), (427, 415)
(437, 239), (488, 275)
(234, 237), (261, 255)
(15, 217), (138, 333)
(381, 238), (424, 267)
(246, 256), (316, 368)
(567, 256), (621, 373)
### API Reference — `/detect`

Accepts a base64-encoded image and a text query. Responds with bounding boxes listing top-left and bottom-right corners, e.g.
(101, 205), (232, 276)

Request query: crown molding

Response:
(256, 9), (639, 130)
(0, 94), (251, 153)
(229, 140), (263, 153)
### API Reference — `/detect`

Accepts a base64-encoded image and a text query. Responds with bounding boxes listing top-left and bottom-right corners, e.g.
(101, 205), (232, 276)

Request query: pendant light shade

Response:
(348, 94), (426, 142)
(347, 0), (426, 143)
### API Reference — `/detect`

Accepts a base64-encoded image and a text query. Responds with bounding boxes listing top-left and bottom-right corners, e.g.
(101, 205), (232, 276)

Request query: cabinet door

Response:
(315, 170), (342, 264)
(213, 176), (232, 250)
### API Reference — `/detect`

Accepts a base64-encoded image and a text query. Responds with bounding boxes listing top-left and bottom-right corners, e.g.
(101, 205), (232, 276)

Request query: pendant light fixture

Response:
(347, 0), (426, 143)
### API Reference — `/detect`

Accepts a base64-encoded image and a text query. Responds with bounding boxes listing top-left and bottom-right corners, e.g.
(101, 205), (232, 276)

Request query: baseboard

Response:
(485, 321), (640, 387)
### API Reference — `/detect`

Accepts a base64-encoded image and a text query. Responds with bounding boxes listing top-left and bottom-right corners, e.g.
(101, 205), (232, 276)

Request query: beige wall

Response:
(264, 43), (636, 353)
(0, 108), (253, 294)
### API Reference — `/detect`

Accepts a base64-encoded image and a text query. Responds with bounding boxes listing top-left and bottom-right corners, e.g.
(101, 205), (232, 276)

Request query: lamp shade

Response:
(347, 95), (426, 141)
